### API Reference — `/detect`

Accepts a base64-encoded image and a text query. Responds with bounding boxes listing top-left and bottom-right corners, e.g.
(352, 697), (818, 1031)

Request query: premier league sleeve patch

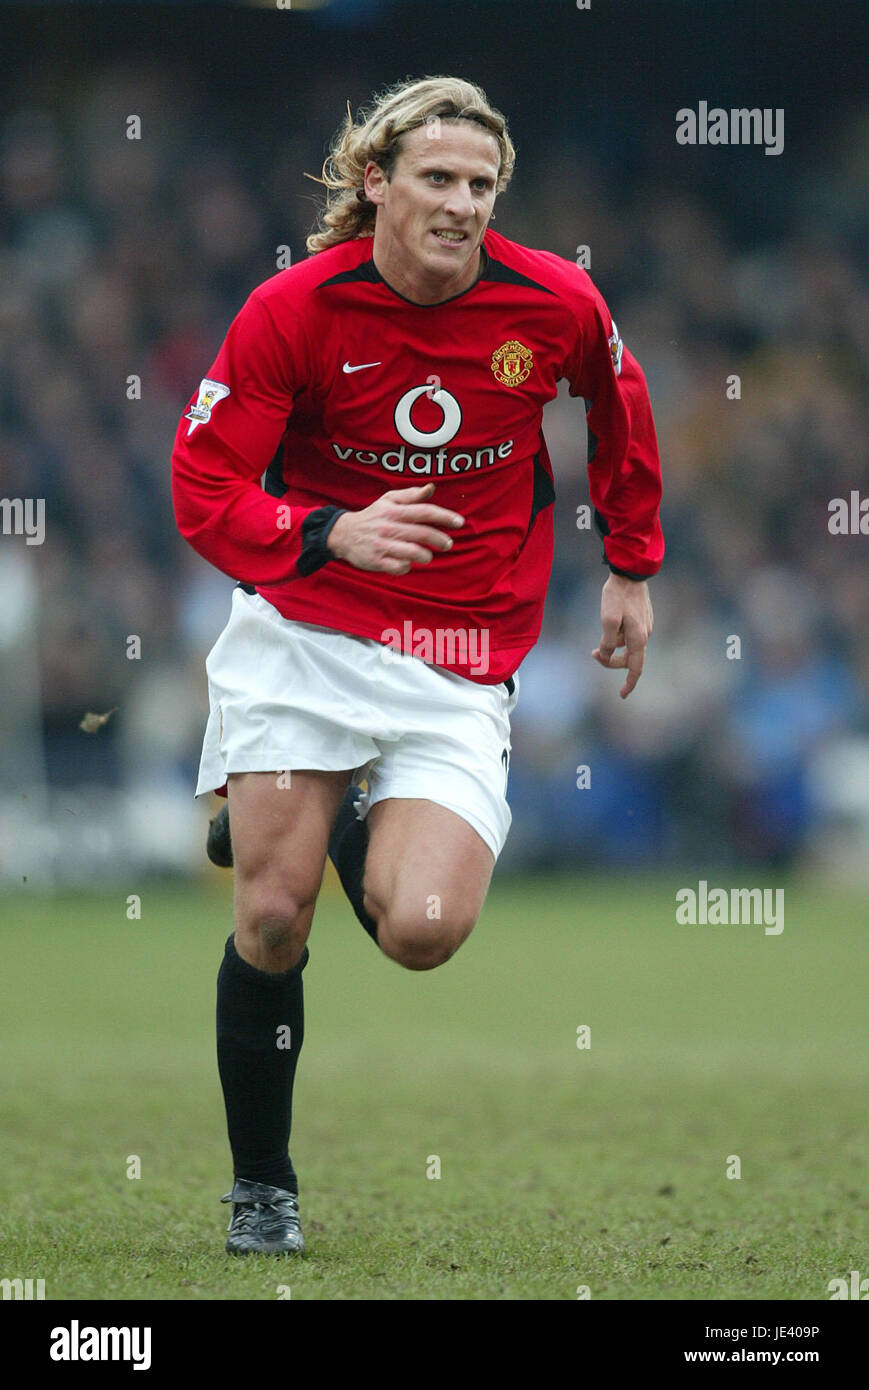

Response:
(608, 320), (624, 377)
(185, 378), (231, 436)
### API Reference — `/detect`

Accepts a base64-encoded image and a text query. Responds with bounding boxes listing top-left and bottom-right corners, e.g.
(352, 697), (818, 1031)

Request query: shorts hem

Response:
(195, 752), (363, 798)
(359, 784), (507, 862)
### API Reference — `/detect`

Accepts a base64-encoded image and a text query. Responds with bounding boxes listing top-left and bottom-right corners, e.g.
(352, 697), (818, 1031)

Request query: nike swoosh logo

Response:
(343, 360), (382, 374)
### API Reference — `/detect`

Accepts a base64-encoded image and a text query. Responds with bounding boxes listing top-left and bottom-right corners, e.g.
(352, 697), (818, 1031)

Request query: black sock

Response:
(216, 935), (307, 1194)
(330, 809), (379, 943)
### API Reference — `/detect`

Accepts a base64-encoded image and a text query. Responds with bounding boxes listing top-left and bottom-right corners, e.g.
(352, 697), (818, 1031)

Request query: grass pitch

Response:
(1, 871), (866, 1301)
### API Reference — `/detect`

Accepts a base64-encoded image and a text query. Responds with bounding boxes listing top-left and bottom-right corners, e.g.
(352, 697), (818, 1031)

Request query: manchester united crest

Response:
(491, 340), (533, 387)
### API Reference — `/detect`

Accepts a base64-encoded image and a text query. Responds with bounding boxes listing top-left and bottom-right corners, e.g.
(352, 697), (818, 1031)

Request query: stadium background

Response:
(0, 0), (867, 1308)
(0, 0), (866, 884)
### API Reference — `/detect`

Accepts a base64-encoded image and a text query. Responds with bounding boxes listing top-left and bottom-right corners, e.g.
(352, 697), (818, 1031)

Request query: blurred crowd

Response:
(1, 60), (866, 874)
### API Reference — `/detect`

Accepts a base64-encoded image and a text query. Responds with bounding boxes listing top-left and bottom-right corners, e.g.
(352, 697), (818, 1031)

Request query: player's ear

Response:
(363, 160), (387, 205)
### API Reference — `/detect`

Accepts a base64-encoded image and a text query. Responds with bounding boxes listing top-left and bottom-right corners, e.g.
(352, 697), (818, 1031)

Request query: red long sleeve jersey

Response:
(171, 228), (664, 684)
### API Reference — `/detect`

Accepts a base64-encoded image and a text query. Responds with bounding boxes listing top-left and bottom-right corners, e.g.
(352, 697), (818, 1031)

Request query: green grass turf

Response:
(1, 871), (866, 1301)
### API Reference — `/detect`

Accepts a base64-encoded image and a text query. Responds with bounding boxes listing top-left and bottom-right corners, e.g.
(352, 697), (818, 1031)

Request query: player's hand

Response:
(326, 482), (464, 575)
(592, 573), (654, 699)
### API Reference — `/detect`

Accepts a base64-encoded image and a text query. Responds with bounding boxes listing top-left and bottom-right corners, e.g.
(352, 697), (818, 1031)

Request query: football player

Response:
(171, 75), (663, 1255)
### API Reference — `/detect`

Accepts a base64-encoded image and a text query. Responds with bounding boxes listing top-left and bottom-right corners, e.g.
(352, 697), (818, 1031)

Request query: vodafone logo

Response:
(394, 384), (462, 448)
(331, 381), (513, 475)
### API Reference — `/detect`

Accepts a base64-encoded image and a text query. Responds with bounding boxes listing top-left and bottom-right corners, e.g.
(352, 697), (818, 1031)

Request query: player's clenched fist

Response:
(326, 482), (465, 575)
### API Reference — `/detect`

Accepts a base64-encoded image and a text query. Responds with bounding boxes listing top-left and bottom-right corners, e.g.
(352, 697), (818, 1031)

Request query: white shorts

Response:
(196, 588), (519, 860)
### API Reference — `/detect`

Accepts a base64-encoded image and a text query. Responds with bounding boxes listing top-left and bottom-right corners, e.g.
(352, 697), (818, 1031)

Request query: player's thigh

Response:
(229, 769), (351, 948)
(363, 797), (495, 957)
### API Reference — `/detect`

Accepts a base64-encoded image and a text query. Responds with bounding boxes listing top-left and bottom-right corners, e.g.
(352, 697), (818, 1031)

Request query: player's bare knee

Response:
(237, 897), (311, 969)
(258, 914), (298, 953)
(377, 911), (474, 971)
(381, 932), (455, 971)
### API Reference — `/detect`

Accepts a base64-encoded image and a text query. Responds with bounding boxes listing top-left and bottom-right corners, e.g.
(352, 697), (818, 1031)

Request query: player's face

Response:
(364, 121), (500, 305)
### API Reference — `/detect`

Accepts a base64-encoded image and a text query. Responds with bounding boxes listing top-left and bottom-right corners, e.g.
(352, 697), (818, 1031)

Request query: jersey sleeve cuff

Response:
(606, 559), (652, 582)
(296, 506), (348, 578)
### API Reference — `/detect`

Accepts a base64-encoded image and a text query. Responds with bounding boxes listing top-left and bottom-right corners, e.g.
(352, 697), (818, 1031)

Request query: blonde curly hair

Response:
(305, 75), (515, 253)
